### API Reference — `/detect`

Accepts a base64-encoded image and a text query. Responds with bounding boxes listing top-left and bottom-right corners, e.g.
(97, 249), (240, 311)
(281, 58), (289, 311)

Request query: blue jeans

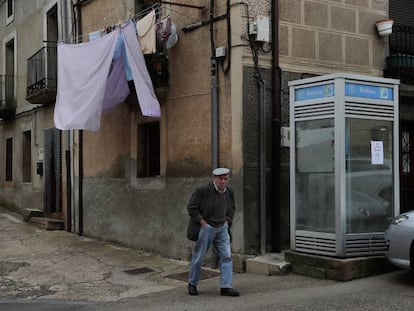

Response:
(188, 223), (233, 288)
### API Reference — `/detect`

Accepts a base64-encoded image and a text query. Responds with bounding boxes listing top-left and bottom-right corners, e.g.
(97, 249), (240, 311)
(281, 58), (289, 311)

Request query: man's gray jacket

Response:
(186, 183), (236, 241)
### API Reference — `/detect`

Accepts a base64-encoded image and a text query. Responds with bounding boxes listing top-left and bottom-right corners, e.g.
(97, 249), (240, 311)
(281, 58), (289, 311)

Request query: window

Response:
(5, 38), (14, 105)
(6, 0), (14, 25)
(345, 119), (393, 233)
(23, 131), (32, 182)
(5, 138), (12, 181)
(137, 122), (160, 177)
(46, 4), (58, 83)
(135, 0), (153, 14)
(295, 119), (335, 233)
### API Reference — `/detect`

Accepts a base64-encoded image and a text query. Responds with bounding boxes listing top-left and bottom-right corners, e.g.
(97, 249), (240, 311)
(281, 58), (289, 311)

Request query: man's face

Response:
(214, 174), (229, 191)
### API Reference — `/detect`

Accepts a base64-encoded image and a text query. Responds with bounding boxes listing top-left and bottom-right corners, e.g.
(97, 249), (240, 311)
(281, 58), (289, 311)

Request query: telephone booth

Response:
(289, 73), (399, 257)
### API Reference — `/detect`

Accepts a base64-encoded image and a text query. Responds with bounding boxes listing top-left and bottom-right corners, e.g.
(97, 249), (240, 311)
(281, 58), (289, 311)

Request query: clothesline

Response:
(69, 0), (210, 43)
(69, 3), (163, 43)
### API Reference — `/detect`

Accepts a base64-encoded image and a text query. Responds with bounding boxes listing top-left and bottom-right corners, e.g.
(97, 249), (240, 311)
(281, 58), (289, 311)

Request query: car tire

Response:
(410, 241), (414, 270)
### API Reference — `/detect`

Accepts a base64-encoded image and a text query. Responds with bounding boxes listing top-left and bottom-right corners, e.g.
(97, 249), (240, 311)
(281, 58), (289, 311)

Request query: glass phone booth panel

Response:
(296, 119), (335, 234)
(345, 119), (393, 234)
(289, 73), (399, 258)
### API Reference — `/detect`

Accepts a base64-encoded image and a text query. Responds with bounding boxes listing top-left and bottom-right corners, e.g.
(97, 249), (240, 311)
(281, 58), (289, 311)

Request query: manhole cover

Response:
(123, 267), (154, 275)
(167, 269), (220, 282)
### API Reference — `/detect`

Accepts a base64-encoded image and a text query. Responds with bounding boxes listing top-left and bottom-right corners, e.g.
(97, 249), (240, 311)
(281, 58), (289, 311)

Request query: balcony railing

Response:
(384, 24), (414, 83)
(0, 74), (16, 120)
(26, 44), (57, 104)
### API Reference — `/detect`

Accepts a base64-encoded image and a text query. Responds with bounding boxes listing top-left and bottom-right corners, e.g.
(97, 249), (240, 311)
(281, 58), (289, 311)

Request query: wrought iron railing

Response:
(26, 44), (57, 103)
(385, 24), (414, 83)
(0, 74), (16, 119)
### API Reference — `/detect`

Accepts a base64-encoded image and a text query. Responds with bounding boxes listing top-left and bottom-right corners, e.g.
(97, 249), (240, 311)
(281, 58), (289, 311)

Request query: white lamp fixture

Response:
(376, 19), (394, 36)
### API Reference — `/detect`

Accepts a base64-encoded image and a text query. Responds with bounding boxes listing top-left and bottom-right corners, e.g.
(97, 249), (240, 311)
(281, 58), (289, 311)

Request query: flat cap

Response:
(212, 167), (230, 176)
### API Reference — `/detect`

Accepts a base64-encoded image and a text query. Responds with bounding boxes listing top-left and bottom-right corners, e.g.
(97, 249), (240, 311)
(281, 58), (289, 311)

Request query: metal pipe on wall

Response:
(210, 0), (218, 169)
(61, 0), (73, 232)
(259, 79), (267, 254)
(72, 0), (86, 236)
(247, 4), (268, 254)
(271, 0), (282, 251)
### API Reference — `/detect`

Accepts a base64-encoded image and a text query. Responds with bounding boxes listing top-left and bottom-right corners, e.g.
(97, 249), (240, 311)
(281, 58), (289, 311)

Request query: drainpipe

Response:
(73, 0), (84, 236)
(248, 9), (268, 254)
(210, 0), (218, 169)
(271, 0), (282, 251)
(259, 79), (266, 254)
(62, 0), (72, 232)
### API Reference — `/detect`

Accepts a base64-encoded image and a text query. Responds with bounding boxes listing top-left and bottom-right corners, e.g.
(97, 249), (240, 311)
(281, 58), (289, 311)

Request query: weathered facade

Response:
(0, 0), (65, 216)
(3, 0), (414, 264)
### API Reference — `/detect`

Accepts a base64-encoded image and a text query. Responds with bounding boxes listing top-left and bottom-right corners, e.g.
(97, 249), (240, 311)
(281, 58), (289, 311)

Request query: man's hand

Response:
(200, 219), (207, 227)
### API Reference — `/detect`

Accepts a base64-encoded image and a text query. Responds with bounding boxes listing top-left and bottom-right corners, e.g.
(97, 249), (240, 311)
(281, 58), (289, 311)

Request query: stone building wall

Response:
(279, 0), (388, 76)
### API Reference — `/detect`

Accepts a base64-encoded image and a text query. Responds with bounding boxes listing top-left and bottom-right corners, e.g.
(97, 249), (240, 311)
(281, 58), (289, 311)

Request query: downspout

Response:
(62, 0), (72, 232)
(79, 135), (83, 236)
(210, 0), (218, 169)
(62, 0), (73, 232)
(78, 8), (83, 237)
(259, 79), (266, 254)
(73, 0), (84, 236)
(248, 7), (267, 254)
(271, 0), (282, 251)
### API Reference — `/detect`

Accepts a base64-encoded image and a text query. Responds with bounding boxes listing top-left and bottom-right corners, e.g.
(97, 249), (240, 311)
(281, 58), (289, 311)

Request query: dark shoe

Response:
(188, 283), (198, 296)
(220, 288), (240, 297)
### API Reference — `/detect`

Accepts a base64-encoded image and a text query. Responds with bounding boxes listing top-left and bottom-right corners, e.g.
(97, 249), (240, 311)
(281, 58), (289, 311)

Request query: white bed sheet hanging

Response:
(54, 30), (119, 131)
(122, 20), (160, 118)
(54, 20), (160, 131)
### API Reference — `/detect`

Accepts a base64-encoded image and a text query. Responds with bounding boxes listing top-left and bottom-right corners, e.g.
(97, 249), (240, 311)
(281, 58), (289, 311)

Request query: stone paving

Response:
(0, 207), (198, 302)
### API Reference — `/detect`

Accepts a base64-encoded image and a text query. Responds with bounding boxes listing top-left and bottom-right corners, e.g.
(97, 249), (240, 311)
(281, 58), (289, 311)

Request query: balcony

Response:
(384, 24), (414, 84)
(26, 44), (57, 104)
(0, 75), (16, 120)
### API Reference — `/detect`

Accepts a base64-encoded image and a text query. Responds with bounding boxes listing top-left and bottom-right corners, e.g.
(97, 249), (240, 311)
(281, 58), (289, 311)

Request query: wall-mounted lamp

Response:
(376, 19), (394, 36)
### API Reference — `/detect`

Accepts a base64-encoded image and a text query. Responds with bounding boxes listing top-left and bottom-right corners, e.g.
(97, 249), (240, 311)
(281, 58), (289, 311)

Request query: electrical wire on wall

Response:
(248, 28), (268, 253)
(210, 0), (219, 169)
(243, 1), (274, 254)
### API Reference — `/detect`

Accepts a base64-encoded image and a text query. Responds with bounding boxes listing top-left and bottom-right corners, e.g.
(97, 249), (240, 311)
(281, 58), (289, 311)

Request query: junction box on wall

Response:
(249, 15), (270, 42)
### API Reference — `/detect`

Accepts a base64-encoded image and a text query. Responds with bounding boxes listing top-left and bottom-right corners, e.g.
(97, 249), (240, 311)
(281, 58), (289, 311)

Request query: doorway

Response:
(400, 121), (414, 213)
(44, 128), (62, 218)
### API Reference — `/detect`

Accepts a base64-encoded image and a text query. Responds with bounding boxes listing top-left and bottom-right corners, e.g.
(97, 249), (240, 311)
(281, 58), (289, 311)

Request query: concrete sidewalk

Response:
(0, 207), (197, 302)
(4, 206), (406, 311)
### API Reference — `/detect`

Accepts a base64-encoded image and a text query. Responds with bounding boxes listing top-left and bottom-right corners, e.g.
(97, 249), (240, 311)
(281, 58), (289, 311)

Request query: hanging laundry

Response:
(102, 56), (130, 111)
(114, 32), (133, 81)
(122, 20), (161, 117)
(54, 30), (119, 131)
(157, 15), (172, 42)
(89, 29), (103, 42)
(137, 10), (156, 54)
(54, 20), (160, 131)
(166, 23), (178, 49)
